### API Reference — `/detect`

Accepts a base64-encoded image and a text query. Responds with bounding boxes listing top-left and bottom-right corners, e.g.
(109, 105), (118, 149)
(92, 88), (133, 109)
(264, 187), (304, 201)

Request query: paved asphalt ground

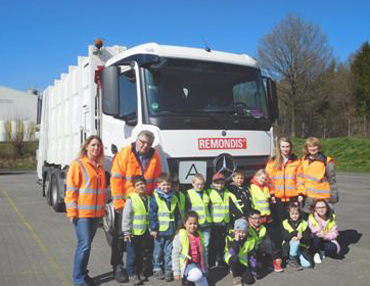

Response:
(0, 171), (369, 286)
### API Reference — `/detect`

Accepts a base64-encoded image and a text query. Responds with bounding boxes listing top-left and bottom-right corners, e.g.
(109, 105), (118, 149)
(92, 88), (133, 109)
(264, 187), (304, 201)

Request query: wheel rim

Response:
(52, 184), (58, 205)
(44, 180), (50, 196)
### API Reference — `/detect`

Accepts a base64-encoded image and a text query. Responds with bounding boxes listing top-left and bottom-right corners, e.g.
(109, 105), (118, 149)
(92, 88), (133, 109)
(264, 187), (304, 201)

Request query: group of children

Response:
(120, 168), (341, 286)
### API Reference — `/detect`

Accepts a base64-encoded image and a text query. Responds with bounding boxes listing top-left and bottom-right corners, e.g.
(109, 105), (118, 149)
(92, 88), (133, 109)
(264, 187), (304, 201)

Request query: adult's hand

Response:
(69, 217), (76, 223)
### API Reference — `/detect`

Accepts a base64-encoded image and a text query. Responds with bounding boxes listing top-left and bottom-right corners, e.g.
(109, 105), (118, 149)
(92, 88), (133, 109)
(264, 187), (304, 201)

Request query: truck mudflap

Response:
(103, 202), (115, 235)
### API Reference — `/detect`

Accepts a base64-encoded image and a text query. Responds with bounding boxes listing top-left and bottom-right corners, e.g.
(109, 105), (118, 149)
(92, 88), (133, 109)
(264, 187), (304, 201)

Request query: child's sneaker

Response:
(314, 253), (322, 264)
(288, 257), (303, 271)
(153, 270), (165, 280)
(232, 276), (243, 286)
(165, 272), (173, 282)
(273, 258), (284, 272)
(129, 275), (142, 285)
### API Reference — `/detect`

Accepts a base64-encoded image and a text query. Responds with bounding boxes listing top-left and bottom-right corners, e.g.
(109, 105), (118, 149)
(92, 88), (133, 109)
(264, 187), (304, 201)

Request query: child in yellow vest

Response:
(185, 174), (212, 255)
(308, 199), (341, 264)
(149, 173), (180, 281)
(207, 172), (243, 268)
(225, 218), (257, 286)
(249, 170), (285, 273)
(122, 176), (153, 285)
(172, 211), (208, 286)
(282, 203), (313, 270)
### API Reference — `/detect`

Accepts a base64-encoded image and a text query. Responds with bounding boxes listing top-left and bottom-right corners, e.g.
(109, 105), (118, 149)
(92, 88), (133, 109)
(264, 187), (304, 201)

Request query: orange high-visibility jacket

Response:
(265, 155), (303, 201)
(65, 156), (107, 218)
(297, 154), (333, 199)
(110, 143), (162, 210)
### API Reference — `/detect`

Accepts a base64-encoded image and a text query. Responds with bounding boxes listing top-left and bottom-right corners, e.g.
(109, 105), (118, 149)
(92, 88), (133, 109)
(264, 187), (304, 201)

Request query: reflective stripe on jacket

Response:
(65, 156), (107, 218)
(265, 156), (302, 200)
(207, 188), (242, 223)
(176, 191), (186, 219)
(129, 193), (150, 235)
(187, 189), (212, 226)
(248, 225), (267, 245)
(154, 192), (178, 232)
(282, 219), (308, 233)
(110, 143), (162, 210)
(224, 233), (256, 266)
(250, 184), (271, 216)
(298, 155), (333, 199)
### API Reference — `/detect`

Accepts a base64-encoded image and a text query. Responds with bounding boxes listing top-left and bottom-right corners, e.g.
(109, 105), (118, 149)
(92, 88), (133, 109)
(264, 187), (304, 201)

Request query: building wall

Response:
(0, 86), (38, 141)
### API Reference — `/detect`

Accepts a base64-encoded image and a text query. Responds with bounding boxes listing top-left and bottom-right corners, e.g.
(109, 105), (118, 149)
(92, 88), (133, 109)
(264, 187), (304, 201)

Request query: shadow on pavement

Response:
(93, 271), (114, 285)
(338, 229), (362, 256)
(208, 267), (229, 286)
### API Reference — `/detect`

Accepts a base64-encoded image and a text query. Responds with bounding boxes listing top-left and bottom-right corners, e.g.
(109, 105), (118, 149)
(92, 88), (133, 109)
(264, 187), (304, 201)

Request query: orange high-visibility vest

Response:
(265, 156), (302, 201)
(65, 156), (107, 218)
(110, 143), (162, 210)
(298, 155), (333, 199)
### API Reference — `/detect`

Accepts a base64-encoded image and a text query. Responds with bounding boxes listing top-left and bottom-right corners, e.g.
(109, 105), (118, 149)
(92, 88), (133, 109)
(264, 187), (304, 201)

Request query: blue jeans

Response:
(289, 240), (311, 268)
(199, 227), (210, 258)
(153, 236), (173, 272)
(72, 218), (99, 285)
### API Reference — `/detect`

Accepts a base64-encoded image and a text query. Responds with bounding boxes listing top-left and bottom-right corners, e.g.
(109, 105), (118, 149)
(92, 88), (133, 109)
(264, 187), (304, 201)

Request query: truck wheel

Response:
(51, 173), (65, 212)
(43, 173), (52, 206)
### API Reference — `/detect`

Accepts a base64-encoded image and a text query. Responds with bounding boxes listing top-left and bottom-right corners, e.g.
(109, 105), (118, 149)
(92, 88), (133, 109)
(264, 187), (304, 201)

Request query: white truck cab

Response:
(37, 42), (278, 211)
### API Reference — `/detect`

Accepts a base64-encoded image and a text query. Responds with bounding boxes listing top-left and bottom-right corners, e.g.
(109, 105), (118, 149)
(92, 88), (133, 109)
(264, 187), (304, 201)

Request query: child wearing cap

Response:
(207, 172), (243, 268)
(225, 218), (257, 286)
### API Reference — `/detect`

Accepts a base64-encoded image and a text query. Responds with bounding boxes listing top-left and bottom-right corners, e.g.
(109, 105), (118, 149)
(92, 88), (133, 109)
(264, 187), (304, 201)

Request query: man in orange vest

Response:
(109, 130), (162, 283)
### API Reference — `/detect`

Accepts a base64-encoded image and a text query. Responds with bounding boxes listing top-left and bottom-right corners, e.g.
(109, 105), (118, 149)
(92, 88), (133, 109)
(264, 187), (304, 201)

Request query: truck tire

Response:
(51, 173), (65, 212)
(43, 173), (52, 206)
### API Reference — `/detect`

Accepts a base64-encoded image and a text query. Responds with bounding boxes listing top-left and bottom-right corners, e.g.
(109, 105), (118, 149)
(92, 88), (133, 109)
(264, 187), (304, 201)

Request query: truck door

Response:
(101, 65), (139, 160)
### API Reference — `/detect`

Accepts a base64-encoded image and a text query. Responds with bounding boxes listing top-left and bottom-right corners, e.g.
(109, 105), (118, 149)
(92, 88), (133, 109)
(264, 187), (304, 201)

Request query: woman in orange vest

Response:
(298, 137), (339, 215)
(65, 135), (107, 286)
(265, 137), (303, 271)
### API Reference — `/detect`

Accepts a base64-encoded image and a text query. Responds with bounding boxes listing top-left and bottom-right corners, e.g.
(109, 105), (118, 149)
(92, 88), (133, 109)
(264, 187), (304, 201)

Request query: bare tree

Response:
(258, 14), (333, 137)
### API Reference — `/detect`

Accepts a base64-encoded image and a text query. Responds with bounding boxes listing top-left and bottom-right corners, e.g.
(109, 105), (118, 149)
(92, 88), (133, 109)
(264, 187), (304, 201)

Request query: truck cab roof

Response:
(105, 42), (258, 68)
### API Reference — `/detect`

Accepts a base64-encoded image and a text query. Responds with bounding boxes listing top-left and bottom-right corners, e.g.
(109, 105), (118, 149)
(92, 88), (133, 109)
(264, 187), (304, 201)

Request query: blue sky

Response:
(1, 0), (369, 92)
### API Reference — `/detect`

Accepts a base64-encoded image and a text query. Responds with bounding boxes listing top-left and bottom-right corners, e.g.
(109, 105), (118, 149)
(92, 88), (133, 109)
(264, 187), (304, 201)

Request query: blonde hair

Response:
(78, 135), (105, 165)
(192, 173), (205, 183)
(273, 137), (293, 170)
(302, 137), (322, 155)
(254, 169), (267, 180)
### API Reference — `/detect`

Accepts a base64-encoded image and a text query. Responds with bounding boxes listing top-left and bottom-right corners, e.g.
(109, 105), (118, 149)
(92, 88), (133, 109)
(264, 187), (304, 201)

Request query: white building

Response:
(0, 86), (39, 141)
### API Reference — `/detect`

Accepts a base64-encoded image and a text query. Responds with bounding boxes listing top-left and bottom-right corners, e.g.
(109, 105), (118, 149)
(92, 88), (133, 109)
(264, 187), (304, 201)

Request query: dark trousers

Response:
(126, 230), (153, 276)
(249, 235), (274, 274)
(110, 211), (125, 269)
(313, 235), (338, 257)
(228, 255), (255, 284)
(209, 225), (228, 266)
(269, 199), (292, 257)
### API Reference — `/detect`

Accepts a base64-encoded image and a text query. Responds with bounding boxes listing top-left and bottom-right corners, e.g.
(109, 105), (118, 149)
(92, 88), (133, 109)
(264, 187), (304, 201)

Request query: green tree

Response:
(351, 41), (370, 135)
(258, 14), (333, 137)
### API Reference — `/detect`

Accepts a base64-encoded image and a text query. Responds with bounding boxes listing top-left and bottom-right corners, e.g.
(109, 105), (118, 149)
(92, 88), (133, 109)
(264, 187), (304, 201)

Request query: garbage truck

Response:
(37, 40), (278, 211)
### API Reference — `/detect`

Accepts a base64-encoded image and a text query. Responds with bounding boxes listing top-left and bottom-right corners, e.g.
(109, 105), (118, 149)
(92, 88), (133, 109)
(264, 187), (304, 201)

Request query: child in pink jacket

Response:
(308, 199), (341, 264)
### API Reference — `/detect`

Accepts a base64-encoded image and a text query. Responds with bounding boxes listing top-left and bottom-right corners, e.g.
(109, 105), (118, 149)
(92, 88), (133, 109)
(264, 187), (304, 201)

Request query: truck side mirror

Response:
(265, 77), (279, 122)
(102, 66), (120, 116)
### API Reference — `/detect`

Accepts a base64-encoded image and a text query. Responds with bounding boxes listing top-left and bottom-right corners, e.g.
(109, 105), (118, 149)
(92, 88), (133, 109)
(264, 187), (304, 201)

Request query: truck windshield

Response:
(144, 58), (269, 119)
